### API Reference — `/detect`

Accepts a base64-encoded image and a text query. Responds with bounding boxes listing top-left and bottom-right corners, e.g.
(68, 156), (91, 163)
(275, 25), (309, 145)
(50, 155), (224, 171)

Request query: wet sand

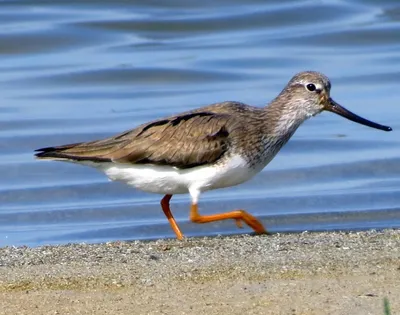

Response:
(0, 230), (399, 315)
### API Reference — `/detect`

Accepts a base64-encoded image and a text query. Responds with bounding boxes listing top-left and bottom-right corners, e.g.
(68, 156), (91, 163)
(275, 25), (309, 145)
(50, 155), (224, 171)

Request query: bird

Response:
(35, 71), (392, 240)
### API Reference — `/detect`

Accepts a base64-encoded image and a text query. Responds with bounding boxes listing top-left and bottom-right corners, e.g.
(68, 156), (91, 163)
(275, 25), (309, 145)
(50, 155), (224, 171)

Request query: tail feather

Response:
(34, 142), (111, 162)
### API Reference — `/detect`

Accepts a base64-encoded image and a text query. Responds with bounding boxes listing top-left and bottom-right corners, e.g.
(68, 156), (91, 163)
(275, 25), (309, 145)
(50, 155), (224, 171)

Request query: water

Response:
(1, 0), (399, 247)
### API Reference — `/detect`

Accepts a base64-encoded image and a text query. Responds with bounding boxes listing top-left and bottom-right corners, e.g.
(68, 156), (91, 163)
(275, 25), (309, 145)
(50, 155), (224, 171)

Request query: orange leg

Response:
(190, 203), (267, 234)
(160, 194), (184, 240)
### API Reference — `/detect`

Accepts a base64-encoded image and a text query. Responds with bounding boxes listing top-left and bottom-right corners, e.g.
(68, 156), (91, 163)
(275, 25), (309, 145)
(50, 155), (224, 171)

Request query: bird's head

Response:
(280, 71), (392, 132)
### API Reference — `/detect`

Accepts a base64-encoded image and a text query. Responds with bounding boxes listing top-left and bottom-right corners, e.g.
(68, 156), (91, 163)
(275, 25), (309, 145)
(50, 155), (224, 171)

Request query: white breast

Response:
(91, 154), (258, 196)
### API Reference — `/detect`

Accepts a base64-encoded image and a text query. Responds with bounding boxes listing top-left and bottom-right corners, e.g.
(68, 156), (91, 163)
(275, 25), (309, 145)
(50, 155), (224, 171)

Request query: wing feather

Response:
(35, 111), (234, 169)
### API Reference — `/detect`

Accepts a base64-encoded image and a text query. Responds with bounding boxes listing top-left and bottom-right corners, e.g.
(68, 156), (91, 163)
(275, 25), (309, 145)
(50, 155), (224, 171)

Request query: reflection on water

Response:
(0, 0), (399, 247)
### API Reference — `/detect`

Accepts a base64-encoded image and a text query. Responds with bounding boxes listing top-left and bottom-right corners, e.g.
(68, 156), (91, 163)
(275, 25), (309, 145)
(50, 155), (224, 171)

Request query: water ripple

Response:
(0, 0), (399, 246)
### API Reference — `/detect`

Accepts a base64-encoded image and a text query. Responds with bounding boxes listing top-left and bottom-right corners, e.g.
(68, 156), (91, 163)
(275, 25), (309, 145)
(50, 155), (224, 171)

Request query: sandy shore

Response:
(0, 230), (399, 315)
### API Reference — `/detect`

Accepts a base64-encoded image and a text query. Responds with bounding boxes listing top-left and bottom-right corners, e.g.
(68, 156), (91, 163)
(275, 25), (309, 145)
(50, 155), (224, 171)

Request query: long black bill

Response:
(325, 98), (392, 132)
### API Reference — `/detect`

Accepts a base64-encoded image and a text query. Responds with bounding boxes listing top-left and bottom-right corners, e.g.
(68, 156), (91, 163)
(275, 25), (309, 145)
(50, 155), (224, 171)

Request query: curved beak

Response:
(324, 98), (392, 132)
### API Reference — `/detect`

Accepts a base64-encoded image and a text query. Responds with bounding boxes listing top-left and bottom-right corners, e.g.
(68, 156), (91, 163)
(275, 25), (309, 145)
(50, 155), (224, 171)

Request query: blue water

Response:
(1, 0), (399, 247)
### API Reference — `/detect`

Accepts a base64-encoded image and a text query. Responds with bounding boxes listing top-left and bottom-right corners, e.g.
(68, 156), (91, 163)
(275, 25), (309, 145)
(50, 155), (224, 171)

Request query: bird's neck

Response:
(262, 93), (311, 138)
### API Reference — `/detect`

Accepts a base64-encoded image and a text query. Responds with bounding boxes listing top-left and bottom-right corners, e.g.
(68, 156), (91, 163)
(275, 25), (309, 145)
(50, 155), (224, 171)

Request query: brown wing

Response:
(35, 112), (236, 169)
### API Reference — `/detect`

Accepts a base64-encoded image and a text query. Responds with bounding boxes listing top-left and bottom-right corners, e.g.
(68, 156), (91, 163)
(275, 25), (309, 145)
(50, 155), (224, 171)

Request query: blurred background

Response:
(0, 0), (399, 246)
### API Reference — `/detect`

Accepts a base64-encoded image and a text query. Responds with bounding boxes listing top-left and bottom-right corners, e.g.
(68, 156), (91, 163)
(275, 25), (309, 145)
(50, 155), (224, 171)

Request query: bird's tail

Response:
(34, 142), (112, 162)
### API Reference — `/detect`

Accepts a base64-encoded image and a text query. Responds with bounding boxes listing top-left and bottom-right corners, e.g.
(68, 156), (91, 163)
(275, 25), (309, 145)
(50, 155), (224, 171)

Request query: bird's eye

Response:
(306, 83), (316, 92)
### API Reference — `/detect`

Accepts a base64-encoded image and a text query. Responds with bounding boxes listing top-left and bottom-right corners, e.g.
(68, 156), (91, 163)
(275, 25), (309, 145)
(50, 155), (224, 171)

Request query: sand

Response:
(0, 230), (399, 315)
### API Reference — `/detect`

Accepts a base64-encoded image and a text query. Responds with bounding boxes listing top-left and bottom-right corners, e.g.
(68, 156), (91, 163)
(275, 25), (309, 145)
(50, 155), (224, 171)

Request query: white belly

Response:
(90, 154), (259, 195)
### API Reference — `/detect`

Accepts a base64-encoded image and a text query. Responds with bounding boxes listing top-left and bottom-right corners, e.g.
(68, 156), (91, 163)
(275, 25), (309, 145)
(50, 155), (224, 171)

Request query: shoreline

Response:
(1, 229), (399, 314)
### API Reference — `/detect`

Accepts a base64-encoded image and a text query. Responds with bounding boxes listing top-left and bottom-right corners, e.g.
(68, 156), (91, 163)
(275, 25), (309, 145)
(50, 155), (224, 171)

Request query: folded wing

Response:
(35, 112), (235, 169)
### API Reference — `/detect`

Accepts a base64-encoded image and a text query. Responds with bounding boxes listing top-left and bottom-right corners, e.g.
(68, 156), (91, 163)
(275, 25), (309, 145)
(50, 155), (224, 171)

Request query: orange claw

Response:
(235, 219), (243, 229)
(189, 204), (267, 234)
